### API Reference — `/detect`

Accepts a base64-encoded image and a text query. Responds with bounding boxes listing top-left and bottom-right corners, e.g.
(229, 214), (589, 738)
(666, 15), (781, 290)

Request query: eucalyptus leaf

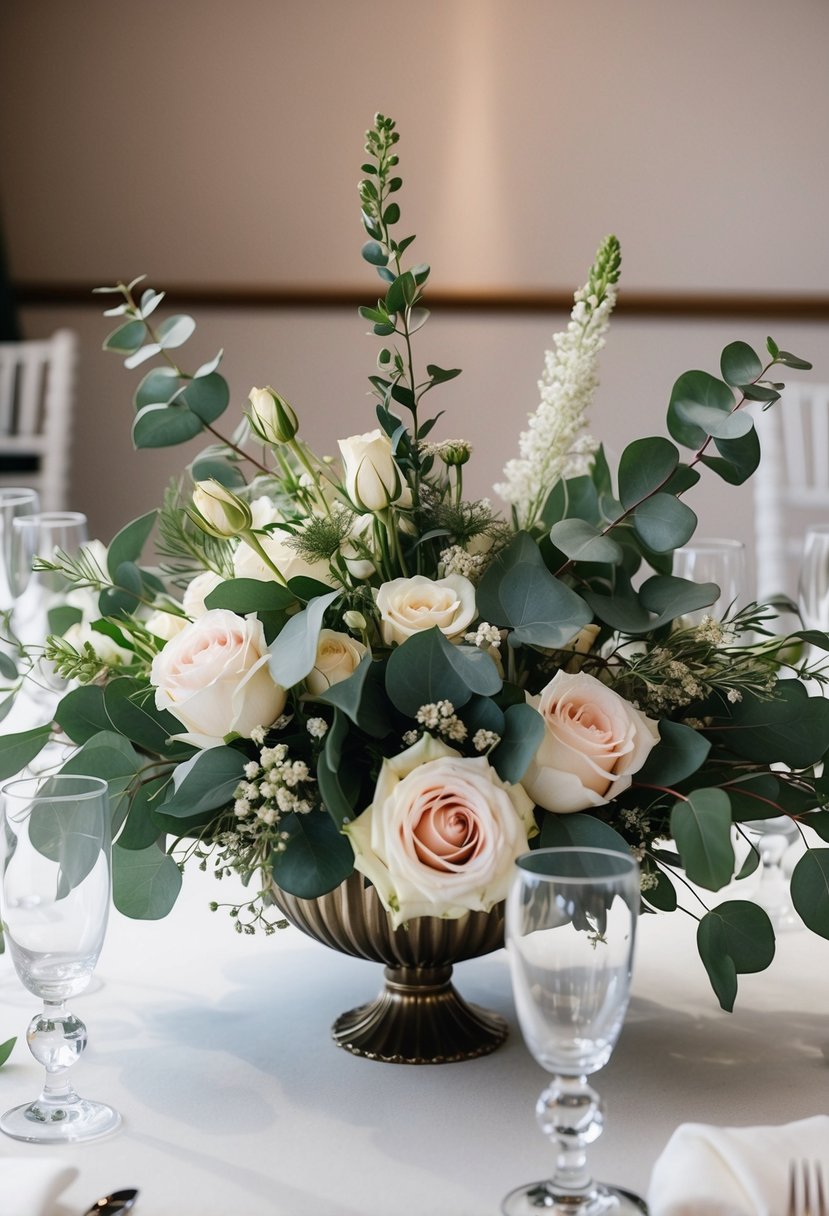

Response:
(133, 403), (203, 449)
(490, 702), (545, 784)
(538, 812), (631, 853)
(316, 710), (358, 827)
(0, 1037), (15, 1067)
(549, 519), (623, 565)
(268, 590), (339, 689)
(106, 511), (157, 580)
(156, 314), (196, 350)
(635, 719), (711, 787)
(720, 341), (762, 387)
(618, 437), (678, 509)
(670, 788), (734, 890)
(179, 373), (230, 424)
(385, 627), (501, 717)
(205, 578), (296, 615)
(55, 685), (111, 743)
(314, 653), (390, 738)
(116, 774), (170, 851)
(112, 841), (182, 919)
(790, 849), (829, 938)
(476, 532), (592, 649)
(710, 680), (829, 769)
(697, 900), (775, 1009)
(667, 370), (735, 449)
(134, 367), (180, 410)
(0, 724), (51, 780)
(632, 494), (697, 553)
(103, 320), (146, 354)
(270, 811), (354, 898)
(156, 746), (247, 820)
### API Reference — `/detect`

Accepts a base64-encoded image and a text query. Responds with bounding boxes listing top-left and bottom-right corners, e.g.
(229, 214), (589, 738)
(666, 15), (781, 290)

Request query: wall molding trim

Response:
(14, 281), (829, 319)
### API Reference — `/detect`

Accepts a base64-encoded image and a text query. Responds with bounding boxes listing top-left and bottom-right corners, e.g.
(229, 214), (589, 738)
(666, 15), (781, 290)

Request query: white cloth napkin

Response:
(0, 1157), (78, 1216)
(648, 1115), (829, 1216)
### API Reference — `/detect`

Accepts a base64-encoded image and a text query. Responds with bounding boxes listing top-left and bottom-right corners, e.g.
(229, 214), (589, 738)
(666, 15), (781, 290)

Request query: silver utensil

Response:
(788, 1160), (827, 1216)
(83, 1189), (139, 1216)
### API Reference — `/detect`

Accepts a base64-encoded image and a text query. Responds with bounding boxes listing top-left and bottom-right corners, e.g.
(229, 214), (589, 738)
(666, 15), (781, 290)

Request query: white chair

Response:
(753, 380), (829, 602)
(0, 329), (77, 512)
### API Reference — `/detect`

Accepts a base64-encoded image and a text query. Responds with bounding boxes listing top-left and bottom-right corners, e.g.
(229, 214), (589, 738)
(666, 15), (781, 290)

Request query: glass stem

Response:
(27, 1000), (87, 1118)
(537, 1075), (604, 1201)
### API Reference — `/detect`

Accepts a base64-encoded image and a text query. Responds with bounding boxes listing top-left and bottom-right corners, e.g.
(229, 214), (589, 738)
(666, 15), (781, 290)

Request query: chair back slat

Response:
(0, 331), (77, 513)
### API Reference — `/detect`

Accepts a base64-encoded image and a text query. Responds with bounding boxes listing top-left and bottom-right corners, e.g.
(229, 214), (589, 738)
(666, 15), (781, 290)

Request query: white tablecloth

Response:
(0, 860), (827, 1216)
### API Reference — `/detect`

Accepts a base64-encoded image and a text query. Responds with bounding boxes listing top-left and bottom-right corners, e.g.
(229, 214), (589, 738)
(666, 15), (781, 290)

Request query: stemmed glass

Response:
(798, 525), (829, 676)
(10, 510), (89, 646)
(0, 773), (120, 1143)
(502, 847), (643, 1215)
(743, 816), (800, 932)
(0, 488), (40, 614)
(672, 537), (746, 625)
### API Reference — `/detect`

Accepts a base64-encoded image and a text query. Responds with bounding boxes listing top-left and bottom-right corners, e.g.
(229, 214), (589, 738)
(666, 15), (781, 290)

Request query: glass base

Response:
(1, 1096), (121, 1143)
(502, 1180), (648, 1215)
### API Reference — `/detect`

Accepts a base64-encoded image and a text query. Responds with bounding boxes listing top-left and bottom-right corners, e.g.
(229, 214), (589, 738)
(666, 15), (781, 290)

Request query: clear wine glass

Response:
(10, 511), (89, 640)
(0, 488), (40, 613)
(502, 847), (643, 1216)
(798, 523), (829, 640)
(743, 815), (801, 932)
(672, 537), (746, 625)
(0, 773), (120, 1143)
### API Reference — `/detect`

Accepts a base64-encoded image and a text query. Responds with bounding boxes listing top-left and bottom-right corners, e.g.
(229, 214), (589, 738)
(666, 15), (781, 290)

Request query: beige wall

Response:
(3, 0), (829, 592)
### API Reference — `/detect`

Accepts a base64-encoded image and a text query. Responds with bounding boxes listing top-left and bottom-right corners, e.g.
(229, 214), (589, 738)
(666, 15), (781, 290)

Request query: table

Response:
(1, 861), (827, 1216)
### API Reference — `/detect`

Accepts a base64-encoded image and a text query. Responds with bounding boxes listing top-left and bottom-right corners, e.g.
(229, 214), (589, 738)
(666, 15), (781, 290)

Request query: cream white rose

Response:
(305, 629), (367, 695)
(145, 610), (188, 641)
(375, 573), (477, 646)
(523, 670), (660, 814)
(344, 734), (536, 927)
(182, 570), (224, 618)
(150, 609), (286, 749)
(338, 429), (404, 512)
(233, 526), (334, 587)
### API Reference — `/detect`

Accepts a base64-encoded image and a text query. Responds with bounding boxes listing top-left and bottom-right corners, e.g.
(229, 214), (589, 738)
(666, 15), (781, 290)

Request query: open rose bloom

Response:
(523, 671), (660, 814)
(151, 609), (287, 749)
(344, 735), (537, 928)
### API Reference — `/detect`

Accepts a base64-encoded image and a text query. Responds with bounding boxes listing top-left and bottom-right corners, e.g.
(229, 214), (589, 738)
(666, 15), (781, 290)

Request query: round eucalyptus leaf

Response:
(155, 314), (196, 350)
(549, 519), (623, 565)
(618, 437), (678, 509)
(133, 403), (203, 449)
(632, 494), (697, 553)
(112, 842), (182, 919)
(720, 340), (762, 387)
(667, 370), (735, 449)
(791, 849), (829, 938)
(134, 366), (180, 410)
(104, 320), (147, 354)
(670, 788), (734, 891)
(179, 373), (230, 424)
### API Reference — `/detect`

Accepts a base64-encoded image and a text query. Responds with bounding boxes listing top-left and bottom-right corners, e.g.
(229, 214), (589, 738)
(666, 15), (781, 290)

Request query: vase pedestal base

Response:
(331, 963), (508, 1064)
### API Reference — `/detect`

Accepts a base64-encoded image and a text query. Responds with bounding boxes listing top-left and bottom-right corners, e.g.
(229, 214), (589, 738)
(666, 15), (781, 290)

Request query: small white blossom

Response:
(306, 717), (329, 739)
(250, 725), (267, 745)
(472, 728), (501, 753)
(244, 761), (261, 780)
(464, 622), (502, 649)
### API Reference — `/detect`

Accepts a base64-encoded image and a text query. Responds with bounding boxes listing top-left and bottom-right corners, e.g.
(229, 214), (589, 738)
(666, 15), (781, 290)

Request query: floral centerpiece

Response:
(4, 114), (829, 1034)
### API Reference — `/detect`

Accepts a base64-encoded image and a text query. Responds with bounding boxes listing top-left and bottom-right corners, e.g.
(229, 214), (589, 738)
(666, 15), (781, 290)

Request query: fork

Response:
(788, 1160), (827, 1216)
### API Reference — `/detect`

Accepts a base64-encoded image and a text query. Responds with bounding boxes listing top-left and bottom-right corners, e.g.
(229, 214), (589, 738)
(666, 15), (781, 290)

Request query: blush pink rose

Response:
(344, 734), (536, 927)
(523, 670), (659, 814)
(150, 609), (286, 749)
